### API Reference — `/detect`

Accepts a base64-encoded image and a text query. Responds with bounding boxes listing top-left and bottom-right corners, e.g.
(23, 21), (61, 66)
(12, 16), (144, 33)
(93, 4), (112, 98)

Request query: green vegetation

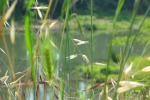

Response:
(0, 0), (150, 100)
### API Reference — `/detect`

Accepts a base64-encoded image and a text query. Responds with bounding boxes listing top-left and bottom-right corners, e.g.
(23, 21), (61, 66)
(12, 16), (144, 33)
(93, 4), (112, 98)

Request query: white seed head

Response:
(119, 81), (144, 88)
(76, 41), (89, 45)
(72, 39), (82, 42)
(73, 39), (89, 45)
(49, 21), (58, 28)
(81, 54), (90, 64)
(0, 48), (6, 54)
(10, 19), (15, 44)
(117, 86), (131, 93)
(117, 81), (144, 93)
(141, 66), (150, 72)
(66, 54), (78, 60)
(123, 63), (133, 75)
(94, 62), (106, 66)
(31, 6), (48, 10)
(37, 9), (43, 19)
(107, 96), (113, 100)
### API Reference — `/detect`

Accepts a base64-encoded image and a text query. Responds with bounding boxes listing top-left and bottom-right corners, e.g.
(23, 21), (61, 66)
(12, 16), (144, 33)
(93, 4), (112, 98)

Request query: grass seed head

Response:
(141, 66), (150, 72)
(117, 81), (145, 93)
(10, 19), (15, 44)
(81, 54), (90, 64)
(123, 62), (133, 76)
(117, 86), (131, 93)
(119, 81), (144, 88)
(66, 54), (78, 60)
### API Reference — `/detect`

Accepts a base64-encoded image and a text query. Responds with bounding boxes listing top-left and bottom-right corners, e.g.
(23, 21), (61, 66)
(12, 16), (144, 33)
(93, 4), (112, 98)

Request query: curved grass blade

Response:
(104, 0), (125, 99)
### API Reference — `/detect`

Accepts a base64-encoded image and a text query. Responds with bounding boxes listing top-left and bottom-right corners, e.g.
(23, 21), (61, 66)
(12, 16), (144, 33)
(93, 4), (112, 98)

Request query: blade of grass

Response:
(59, 0), (72, 99)
(103, 0), (125, 99)
(71, 14), (84, 37)
(90, 0), (93, 81)
(25, 15), (36, 99)
(113, 0), (141, 99)
(125, 5), (150, 64)
(122, 0), (141, 66)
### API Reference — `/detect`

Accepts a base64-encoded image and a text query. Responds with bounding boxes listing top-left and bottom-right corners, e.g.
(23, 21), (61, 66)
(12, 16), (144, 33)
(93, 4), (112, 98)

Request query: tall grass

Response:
(0, 0), (150, 99)
(113, 0), (150, 99)
(24, 0), (36, 99)
(104, 0), (125, 99)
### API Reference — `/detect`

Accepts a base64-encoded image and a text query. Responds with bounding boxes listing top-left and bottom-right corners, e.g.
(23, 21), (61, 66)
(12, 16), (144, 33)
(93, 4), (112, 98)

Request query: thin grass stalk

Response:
(124, 5), (150, 63)
(59, 0), (71, 99)
(33, 0), (53, 61)
(44, 84), (46, 100)
(113, 0), (141, 99)
(65, 0), (71, 97)
(103, 0), (125, 99)
(2, 32), (15, 79)
(44, 0), (53, 20)
(1, 21), (22, 99)
(118, 0), (140, 86)
(59, 20), (66, 100)
(59, 0), (70, 53)
(90, 0), (93, 81)
(9, 17), (22, 99)
(0, 3), (19, 99)
(134, 40), (150, 74)
(122, 0), (141, 66)
(33, 0), (53, 60)
(51, 0), (58, 18)
(0, 7), (16, 82)
(2, 15), (22, 100)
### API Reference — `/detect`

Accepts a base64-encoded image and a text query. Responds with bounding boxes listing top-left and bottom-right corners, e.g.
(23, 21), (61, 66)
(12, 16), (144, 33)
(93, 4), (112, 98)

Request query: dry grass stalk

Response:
(49, 20), (58, 28)
(0, 48), (6, 54)
(5, 0), (17, 21)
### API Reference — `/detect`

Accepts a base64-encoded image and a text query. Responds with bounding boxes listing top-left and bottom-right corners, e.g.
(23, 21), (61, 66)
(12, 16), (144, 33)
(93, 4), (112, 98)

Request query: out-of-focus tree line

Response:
(1, 0), (150, 19)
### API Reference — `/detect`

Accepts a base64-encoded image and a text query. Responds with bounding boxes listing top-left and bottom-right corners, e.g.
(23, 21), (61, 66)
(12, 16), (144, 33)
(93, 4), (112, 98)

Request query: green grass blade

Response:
(25, 15), (36, 99)
(113, 0), (141, 99)
(103, 0), (125, 99)
(125, 5), (150, 63)
(27, 0), (34, 11)
(0, 0), (6, 13)
(59, 0), (71, 99)
(113, 0), (125, 25)
(122, 0), (141, 65)
(90, 0), (93, 82)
